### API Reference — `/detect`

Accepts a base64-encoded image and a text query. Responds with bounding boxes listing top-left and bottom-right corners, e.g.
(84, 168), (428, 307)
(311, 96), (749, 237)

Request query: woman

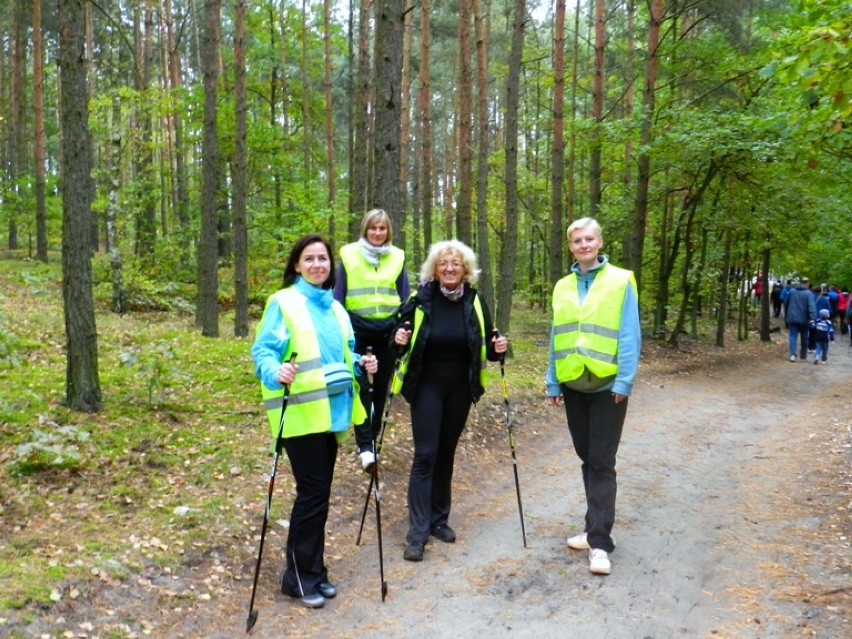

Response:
(251, 234), (377, 608)
(392, 240), (508, 562)
(546, 217), (641, 576)
(334, 209), (410, 470)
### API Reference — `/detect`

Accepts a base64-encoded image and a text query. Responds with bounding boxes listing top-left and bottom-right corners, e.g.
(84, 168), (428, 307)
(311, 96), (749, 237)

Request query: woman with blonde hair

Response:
(334, 209), (410, 469)
(392, 239), (508, 562)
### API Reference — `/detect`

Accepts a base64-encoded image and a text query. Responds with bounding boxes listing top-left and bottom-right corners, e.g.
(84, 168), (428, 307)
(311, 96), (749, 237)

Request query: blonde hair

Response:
(360, 208), (393, 244)
(419, 240), (480, 286)
(566, 216), (602, 241)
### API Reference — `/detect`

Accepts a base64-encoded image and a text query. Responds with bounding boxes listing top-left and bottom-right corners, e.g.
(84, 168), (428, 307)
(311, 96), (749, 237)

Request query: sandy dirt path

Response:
(204, 341), (850, 639)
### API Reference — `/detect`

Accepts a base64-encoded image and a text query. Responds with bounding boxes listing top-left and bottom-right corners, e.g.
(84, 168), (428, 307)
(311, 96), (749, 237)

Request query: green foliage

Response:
(8, 426), (90, 476)
(117, 340), (191, 405)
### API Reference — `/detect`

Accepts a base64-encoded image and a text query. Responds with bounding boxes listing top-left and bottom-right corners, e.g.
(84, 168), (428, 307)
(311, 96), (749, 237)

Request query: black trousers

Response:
(281, 432), (337, 597)
(406, 379), (472, 545)
(354, 336), (396, 451)
(561, 385), (628, 554)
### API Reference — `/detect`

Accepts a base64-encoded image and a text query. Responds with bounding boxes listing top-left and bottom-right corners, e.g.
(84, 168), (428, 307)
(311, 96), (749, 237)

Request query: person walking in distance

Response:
(784, 277), (816, 362)
(392, 240), (508, 562)
(251, 234), (378, 609)
(811, 308), (835, 364)
(334, 209), (410, 470)
(546, 217), (641, 576)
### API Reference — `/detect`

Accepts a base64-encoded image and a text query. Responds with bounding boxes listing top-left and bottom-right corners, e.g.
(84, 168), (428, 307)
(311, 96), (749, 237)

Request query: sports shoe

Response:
(429, 524), (456, 543)
(403, 543), (424, 562)
(567, 532), (590, 550)
(789, 355), (797, 362)
(359, 450), (376, 471)
(589, 548), (611, 575)
(567, 532), (615, 550)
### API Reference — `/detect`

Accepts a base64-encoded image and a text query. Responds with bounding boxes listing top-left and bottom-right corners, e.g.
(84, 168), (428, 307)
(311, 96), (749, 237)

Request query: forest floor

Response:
(3, 315), (851, 639)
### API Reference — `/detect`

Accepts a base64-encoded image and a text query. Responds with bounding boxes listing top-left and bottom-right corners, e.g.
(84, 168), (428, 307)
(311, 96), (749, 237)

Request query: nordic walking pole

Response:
(355, 324), (408, 546)
(496, 330), (527, 548)
(363, 347), (389, 601)
(246, 352), (297, 633)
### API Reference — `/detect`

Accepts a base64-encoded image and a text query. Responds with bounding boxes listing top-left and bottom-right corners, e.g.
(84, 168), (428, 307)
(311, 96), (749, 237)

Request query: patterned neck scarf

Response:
(358, 237), (392, 267)
(439, 282), (465, 302)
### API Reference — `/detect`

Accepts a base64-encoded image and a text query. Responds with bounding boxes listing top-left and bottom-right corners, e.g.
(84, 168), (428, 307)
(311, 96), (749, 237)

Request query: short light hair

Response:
(566, 216), (602, 241)
(360, 208), (393, 244)
(419, 239), (480, 286)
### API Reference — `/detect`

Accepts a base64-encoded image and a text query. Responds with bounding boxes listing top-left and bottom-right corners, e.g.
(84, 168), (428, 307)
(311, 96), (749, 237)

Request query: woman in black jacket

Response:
(392, 240), (508, 562)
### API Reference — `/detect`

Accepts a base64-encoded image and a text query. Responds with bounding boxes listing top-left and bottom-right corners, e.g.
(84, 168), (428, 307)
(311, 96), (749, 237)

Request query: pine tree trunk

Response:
(588, 0), (604, 216)
(232, 0), (249, 337)
(197, 0), (221, 337)
(550, 0), (566, 287)
(372, 0), (405, 231)
(323, 0), (336, 240)
(496, 0), (526, 335)
(455, 0), (473, 245)
(33, 0), (48, 262)
(473, 0), (494, 311)
(350, 0), (372, 233)
(630, 0), (662, 291)
(417, 0), (433, 261)
(59, 0), (102, 412)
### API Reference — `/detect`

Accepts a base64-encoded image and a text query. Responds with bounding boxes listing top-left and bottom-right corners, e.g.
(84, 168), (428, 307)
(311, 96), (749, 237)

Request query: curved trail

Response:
(210, 341), (850, 639)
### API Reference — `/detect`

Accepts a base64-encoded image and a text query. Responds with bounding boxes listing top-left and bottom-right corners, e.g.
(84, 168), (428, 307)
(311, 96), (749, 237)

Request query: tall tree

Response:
(323, 0), (336, 238)
(7, 0), (27, 251)
(550, 0), (566, 285)
(496, 0), (526, 335)
(350, 0), (372, 232)
(472, 0), (493, 310)
(629, 0), (663, 291)
(416, 0), (433, 261)
(197, 0), (222, 337)
(232, 0), (248, 338)
(59, 0), (101, 412)
(33, 0), (47, 262)
(588, 0), (605, 215)
(372, 0), (405, 231)
(455, 0), (474, 245)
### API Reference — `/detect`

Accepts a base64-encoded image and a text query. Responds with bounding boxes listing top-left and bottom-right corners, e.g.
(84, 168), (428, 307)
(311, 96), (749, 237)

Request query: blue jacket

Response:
(785, 285), (816, 325)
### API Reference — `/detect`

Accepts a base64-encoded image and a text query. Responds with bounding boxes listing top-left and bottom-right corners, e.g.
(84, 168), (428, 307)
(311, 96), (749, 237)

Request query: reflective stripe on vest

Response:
(258, 288), (365, 439)
(392, 294), (488, 393)
(339, 243), (405, 318)
(552, 265), (635, 383)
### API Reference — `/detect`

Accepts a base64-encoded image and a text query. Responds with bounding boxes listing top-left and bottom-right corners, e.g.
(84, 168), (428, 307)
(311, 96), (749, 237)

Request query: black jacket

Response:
(394, 280), (501, 404)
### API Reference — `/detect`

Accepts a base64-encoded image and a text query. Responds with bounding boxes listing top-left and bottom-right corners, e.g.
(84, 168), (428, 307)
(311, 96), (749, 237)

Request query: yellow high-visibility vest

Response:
(552, 264), (636, 383)
(258, 287), (366, 439)
(339, 243), (405, 319)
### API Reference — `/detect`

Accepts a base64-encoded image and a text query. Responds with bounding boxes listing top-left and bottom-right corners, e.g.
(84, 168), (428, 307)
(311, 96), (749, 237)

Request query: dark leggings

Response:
(406, 380), (472, 545)
(281, 432), (337, 596)
(561, 385), (628, 553)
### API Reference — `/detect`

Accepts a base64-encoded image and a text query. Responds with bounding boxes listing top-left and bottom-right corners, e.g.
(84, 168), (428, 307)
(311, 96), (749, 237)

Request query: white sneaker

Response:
(589, 548), (611, 575)
(567, 532), (615, 550)
(359, 450), (376, 471)
(567, 533), (589, 550)
(789, 355), (797, 362)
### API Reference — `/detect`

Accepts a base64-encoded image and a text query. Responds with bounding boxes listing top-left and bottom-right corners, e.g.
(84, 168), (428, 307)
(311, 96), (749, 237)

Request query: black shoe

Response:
(430, 524), (456, 543)
(317, 581), (337, 599)
(293, 593), (325, 609)
(281, 573), (327, 608)
(403, 543), (425, 562)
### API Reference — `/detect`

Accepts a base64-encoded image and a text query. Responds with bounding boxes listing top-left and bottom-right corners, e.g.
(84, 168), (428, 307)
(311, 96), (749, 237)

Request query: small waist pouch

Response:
(323, 362), (353, 396)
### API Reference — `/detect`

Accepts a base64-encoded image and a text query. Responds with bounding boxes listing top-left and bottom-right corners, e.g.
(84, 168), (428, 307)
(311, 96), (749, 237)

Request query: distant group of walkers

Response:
(250, 212), (639, 609)
(778, 277), (849, 365)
